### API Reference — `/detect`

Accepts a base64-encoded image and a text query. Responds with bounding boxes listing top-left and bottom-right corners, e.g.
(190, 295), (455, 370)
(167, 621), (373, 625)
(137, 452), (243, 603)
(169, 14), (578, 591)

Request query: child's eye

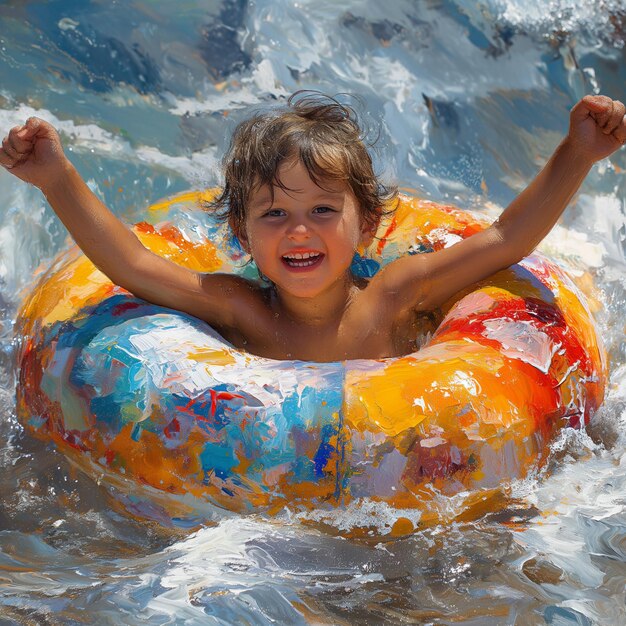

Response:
(313, 206), (335, 214)
(263, 209), (285, 218)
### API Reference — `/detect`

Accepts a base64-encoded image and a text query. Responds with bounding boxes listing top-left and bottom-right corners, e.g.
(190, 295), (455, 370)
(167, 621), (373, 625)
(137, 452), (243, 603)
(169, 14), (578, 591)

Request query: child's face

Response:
(241, 158), (374, 299)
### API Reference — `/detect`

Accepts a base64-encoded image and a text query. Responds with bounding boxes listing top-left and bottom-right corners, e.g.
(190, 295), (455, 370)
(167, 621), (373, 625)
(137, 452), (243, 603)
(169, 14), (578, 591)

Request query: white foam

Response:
(296, 497), (423, 535)
(0, 105), (216, 184)
(538, 223), (606, 270)
(490, 0), (626, 46)
(0, 105), (128, 152)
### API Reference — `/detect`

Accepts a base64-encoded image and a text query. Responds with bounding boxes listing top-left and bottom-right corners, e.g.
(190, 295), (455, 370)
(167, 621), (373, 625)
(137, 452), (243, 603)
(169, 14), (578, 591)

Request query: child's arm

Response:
(0, 117), (255, 329)
(379, 95), (626, 313)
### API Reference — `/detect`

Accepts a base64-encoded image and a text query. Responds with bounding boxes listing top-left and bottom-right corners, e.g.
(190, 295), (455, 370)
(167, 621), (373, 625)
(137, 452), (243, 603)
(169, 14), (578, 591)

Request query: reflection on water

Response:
(1, 0), (625, 623)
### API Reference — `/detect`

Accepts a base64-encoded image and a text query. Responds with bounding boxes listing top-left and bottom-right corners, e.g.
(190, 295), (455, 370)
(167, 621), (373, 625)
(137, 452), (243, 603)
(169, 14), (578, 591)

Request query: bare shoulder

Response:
(365, 254), (432, 316)
(344, 267), (420, 329)
(367, 223), (512, 315)
(343, 270), (441, 357)
(196, 272), (274, 331)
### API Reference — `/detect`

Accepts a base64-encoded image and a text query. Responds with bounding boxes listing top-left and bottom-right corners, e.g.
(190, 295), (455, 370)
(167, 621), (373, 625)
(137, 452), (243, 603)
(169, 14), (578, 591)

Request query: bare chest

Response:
(224, 306), (440, 362)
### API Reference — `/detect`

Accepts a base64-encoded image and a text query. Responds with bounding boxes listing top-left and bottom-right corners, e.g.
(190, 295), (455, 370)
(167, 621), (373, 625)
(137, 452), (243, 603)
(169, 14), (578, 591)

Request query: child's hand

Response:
(567, 95), (626, 163)
(0, 117), (71, 190)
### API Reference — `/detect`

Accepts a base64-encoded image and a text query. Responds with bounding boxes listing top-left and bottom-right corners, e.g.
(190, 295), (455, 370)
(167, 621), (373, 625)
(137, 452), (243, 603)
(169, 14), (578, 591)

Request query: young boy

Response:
(0, 92), (624, 362)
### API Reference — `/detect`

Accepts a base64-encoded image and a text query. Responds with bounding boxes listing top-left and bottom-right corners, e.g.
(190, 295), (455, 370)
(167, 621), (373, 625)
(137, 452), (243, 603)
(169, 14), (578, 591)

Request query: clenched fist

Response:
(0, 117), (72, 191)
(567, 95), (626, 163)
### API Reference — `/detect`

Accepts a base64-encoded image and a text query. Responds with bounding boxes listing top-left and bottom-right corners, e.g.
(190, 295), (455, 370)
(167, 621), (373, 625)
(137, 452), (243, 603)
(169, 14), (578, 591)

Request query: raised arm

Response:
(0, 117), (250, 328)
(380, 95), (626, 312)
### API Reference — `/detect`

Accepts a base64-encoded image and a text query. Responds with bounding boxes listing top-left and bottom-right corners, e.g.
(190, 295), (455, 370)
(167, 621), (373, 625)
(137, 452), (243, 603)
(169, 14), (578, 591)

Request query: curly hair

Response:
(207, 91), (397, 239)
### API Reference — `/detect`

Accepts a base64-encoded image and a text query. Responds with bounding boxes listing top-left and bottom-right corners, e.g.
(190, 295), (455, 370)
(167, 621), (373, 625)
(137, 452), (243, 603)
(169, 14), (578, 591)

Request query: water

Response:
(1, 0), (625, 623)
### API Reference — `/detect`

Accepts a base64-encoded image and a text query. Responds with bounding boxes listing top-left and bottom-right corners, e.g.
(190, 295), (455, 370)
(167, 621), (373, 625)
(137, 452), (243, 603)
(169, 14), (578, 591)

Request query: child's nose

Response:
(286, 221), (311, 240)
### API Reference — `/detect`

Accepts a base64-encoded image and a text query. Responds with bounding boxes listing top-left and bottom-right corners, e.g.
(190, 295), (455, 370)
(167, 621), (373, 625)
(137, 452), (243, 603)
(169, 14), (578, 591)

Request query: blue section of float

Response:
(37, 294), (348, 502)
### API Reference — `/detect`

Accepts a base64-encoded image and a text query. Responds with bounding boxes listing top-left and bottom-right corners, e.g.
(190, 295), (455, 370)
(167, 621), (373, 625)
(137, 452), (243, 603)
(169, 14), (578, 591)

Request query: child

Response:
(1, 92), (624, 362)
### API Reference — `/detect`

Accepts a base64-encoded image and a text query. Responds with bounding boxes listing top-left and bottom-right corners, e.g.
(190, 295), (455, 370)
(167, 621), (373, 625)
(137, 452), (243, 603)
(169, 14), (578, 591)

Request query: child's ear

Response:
(359, 212), (381, 247)
(359, 227), (375, 248)
(238, 233), (251, 253)
(232, 223), (251, 253)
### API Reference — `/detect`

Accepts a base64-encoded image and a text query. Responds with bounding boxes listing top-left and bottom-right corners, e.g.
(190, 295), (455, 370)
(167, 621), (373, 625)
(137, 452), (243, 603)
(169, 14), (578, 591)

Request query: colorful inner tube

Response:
(15, 191), (607, 536)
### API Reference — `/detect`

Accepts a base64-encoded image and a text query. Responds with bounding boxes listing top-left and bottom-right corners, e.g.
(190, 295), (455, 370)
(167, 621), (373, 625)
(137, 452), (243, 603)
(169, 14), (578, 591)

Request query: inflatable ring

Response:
(16, 191), (606, 536)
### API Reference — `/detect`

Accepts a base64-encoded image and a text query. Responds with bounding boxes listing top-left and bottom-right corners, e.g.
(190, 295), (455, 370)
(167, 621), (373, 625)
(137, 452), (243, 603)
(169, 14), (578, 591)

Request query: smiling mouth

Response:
(281, 252), (324, 269)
